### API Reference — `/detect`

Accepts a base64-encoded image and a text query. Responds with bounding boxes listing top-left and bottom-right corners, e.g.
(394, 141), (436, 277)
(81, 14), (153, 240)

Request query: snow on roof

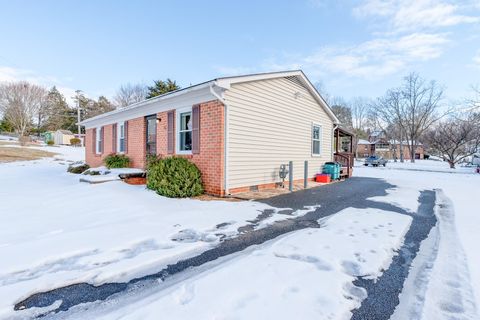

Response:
(357, 139), (371, 145)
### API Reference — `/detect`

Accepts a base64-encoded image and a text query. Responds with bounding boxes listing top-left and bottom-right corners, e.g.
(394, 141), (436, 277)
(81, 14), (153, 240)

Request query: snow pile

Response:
(57, 208), (412, 320)
(80, 166), (144, 183)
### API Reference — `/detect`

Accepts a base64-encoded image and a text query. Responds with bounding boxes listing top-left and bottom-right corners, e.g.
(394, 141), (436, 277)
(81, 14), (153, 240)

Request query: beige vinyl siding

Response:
(225, 77), (334, 189)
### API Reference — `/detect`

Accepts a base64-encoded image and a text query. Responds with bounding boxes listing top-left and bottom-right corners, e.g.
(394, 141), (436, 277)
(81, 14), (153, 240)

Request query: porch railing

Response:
(334, 152), (354, 177)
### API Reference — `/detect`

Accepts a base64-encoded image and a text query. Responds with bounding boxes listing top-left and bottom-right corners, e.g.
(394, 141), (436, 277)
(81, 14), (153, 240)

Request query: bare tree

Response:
(0, 81), (47, 141)
(373, 73), (445, 162)
(425, 112), (480, 168)
(113, 83), (148, 108)
(350, 97), (370, 133)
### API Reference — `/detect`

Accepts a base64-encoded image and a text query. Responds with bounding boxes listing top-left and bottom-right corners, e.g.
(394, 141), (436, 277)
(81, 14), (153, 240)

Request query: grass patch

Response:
(0, 146), (57, 163)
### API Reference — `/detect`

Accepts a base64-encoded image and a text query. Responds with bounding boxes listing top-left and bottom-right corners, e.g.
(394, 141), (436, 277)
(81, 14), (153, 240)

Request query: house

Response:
(54, 130), (76, 145)
(357, 130), (424, 160)
(79, 70), (353, 196)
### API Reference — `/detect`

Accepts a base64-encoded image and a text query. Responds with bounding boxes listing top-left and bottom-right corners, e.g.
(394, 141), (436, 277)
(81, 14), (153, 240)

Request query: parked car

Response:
(364, 155), (387, 167)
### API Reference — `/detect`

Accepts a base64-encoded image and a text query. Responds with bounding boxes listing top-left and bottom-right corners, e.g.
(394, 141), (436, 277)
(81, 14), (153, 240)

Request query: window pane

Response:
(119, 138), (125, 152)
(313, 126), (320, 140)
(181, 112), (192, 131)
(180, 131), (192, 151)
(120, 124), (124, 138)
(146, 117), (156, 144)
(313, 141), (320, 154)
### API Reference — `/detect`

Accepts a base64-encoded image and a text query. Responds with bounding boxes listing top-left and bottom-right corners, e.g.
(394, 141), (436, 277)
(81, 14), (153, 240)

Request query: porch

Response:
(334, 127), (355, 178)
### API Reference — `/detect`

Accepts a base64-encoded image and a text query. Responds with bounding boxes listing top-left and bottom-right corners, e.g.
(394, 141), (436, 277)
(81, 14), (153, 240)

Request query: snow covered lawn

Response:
(58, 208), (412, 320)
(0, 146), (316, 319)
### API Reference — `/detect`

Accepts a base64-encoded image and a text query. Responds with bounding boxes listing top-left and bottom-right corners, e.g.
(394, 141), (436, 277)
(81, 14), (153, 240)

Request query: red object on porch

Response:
(316, 174), (331, 183)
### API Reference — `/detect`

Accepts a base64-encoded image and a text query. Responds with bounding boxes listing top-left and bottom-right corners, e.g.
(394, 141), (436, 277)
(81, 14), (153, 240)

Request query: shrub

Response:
(146, 154), (162, 169)
(70, 137), (81, 146)
(47, 140), (54, 146)
(67, 163), (90, 174)
(104, 154), (131, 168)
(147, 157), (203, 198)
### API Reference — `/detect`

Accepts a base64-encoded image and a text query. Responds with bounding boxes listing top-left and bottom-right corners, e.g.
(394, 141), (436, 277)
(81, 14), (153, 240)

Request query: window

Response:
(146, 115), (157, 155)
(312, 124), (321, 155)
(177, 108), (192, 153)
(118, 122), (125, 153)
(96, 127), (102, 154)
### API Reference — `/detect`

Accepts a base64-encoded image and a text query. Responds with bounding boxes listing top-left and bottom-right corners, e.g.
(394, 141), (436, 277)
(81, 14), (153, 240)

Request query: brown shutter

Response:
(124, 121), (129, 153)
(167, 111), (174, 154)
(112, 123), (117, 153)
(92, 128), (96, 153)
(100, 126), (105, 154)
(192, 104), (200, 154)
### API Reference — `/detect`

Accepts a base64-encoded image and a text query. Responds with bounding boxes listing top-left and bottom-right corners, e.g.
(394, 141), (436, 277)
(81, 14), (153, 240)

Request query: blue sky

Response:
(0, 0), (479, 105)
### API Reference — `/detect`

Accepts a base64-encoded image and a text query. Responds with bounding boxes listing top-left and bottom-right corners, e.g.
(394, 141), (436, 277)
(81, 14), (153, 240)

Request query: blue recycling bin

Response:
(322, 162), (340, 180)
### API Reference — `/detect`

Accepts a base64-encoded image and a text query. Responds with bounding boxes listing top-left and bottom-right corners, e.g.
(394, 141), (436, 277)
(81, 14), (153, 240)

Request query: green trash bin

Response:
(322, 162), (340, 180)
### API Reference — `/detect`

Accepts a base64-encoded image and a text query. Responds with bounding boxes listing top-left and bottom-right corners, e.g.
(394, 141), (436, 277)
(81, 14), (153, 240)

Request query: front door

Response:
(146, 115), (157, 155)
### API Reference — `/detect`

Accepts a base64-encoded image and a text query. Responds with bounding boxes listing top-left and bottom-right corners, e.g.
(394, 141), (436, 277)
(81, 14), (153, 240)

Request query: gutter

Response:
(209, 83), (229, 196)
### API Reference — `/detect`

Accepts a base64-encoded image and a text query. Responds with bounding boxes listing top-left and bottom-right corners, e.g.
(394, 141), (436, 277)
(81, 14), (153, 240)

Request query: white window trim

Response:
(117, 121), (125, 154)
(312, 123), (322, 157)
(176, 106), (193, 155)
(96, 126), (102, 154)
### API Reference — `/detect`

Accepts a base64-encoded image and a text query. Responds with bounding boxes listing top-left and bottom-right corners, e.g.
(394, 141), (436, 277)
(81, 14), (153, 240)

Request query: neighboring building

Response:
(79, 70), (353, 196)
(357, 131), (424, 160)
(54, 130), (76, 145)
(43, 131), (55, 144)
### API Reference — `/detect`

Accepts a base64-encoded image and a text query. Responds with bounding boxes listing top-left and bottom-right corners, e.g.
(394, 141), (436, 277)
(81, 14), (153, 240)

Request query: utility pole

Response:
(75, 90), (83, 146)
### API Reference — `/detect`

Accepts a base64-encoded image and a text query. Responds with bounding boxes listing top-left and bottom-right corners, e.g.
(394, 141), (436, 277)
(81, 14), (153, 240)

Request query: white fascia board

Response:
(215, 70), (303, 89)
(80, 84), (215, 129)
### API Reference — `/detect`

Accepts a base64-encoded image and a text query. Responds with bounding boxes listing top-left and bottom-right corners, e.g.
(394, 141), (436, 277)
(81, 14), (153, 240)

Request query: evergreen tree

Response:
(146, 79), (180, 99)
(0, 116), (14, 132)
(44, 86), (76, 132)
(82, 95), (115, 120)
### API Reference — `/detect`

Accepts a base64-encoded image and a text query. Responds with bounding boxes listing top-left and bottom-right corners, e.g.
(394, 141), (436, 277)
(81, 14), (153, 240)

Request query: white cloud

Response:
(0, 66), (77, 105)
(354, 0), (480, 33)
(237, 33), (448, 79)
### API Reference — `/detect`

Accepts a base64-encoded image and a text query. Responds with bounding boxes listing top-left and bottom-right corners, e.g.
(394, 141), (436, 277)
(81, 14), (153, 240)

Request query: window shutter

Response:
(100, 126), (105, 154)
(167, 111), (174, 154)
(112, 123), (117, 153)
(192, 104), (200, 154)
(92, 128), (96, 153)
(124, 121), (129, 153)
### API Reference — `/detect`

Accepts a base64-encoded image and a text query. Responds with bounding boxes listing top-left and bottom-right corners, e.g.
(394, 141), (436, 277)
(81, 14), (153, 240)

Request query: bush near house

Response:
(147, 157), (203, 198)
(70, 138), (81, 146)
(104, 154), (131, 169)
(47, 140), (54, 146)
(67, 163), (90, 174)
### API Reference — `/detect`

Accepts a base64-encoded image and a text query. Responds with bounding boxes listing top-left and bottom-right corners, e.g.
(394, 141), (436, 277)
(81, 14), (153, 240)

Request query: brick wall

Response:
(85, 124), (114, 168)
(85, 101), (224, 195)
(155, 100), (225, 195)
(125, 117), (146, 168)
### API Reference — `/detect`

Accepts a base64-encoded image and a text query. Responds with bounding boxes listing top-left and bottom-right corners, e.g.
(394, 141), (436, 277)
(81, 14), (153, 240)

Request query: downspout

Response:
(209, 84), (229, 196)
(332, 124), (338, 161)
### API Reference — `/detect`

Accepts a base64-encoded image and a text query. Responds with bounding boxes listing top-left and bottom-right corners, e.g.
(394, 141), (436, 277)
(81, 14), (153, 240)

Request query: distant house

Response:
(357, 130), (424, 160)
(54, 130), (75, 145)
(79, 70), (355, 196)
